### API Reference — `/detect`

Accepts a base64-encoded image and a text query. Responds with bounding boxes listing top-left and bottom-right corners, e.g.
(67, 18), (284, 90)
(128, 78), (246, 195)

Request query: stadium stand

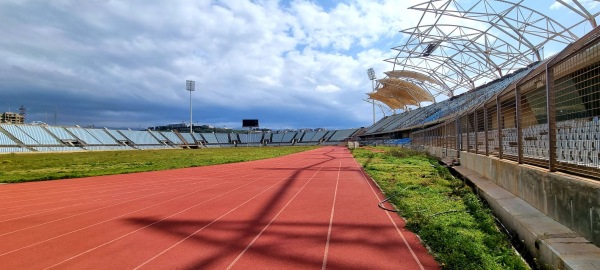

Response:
(118, 130), (170, 149)
(14, 125), (62, 145)
(238, 133), (263, 146)
(0, 124), (40, 145)
(320, 129), (358, 146)
(280, 132), (297, 146)
(293, 132), (304, 142)
(85, 128), (120, 145)
(66, 127), (103, 145)
(365, 115), (396, 134)
(310, 130), (328, 142)
(229, 133), (239, 144)
(32, 146), (84, 152)
(363, 63), (541, 137)
(263, 133), (272, 143)
(106, 129), (128, 142)
(0, 131), (18, 146)
(67, 128), (131, 151)
(200, 133), (219, 144)
(328, 128), (359, 141)
(402, 28), (600, 177)
(179, 132), (196, 145)
(192, 133), (205, 143)
(300, 131), (317, 143)
(270, 133), (285, 145)
(0, 123), (365, 153)
(149, 131), (168, 143)
(0, 147), (30, 153)
(214, 133), (230, 144)
(159, 131), (184, 145)
(45, 126), (77, 142)
(323, 130), (336, 141)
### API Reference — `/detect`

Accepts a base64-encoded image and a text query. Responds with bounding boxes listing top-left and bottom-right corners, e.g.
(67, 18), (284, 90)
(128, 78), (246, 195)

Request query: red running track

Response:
(0, 146), (439, 269)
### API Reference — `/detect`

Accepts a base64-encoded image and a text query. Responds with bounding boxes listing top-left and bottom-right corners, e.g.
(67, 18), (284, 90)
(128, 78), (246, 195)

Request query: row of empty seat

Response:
(364, 63), (541, 135)
(0, 124), (361, 153)
(421, 117), (600, 169)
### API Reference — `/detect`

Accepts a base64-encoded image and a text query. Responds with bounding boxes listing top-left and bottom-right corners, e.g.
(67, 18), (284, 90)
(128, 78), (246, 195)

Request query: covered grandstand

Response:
(365, 0), (600, 116)
(362, 0), (600, 152)
(359, 1), (600, 267)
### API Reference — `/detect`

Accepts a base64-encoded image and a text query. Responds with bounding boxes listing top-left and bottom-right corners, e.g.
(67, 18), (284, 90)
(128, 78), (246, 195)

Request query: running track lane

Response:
(0, 146), (439, 269)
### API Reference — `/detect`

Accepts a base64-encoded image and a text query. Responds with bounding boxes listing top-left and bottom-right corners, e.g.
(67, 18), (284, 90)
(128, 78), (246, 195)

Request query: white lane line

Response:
(0, 173), (196, 200)
(0, 163), (245, 203)
(46, 176), (270, 270)
(0, 179), (210, 222)
(351, 152), (425, 270)
(132, 174), (297, 270)
(0, 199), (106, 223)
(321, 161), (341, 270)
(0, 177), (209, 212)
(225, 163), (327, 270)
(0, 179), (214, 237)
(0, 181), (229, 257)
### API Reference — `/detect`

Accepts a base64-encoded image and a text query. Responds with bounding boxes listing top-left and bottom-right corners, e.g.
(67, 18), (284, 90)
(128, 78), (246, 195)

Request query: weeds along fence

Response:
(411, 27), (600, 179)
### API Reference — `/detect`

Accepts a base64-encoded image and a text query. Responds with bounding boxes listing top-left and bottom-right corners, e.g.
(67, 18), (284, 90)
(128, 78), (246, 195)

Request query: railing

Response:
(412, 27), (600, 179)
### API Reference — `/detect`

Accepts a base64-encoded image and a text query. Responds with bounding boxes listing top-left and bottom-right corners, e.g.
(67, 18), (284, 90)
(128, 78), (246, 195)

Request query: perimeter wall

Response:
(427, 147), (600, 248)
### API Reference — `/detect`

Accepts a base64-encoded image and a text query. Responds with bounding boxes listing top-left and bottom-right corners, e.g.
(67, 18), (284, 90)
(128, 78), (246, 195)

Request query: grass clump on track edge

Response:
(352, 146), (529, 270)
(0, 146), (318, 183)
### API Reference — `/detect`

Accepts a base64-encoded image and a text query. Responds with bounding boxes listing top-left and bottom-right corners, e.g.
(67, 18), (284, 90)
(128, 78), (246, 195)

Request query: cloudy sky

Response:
(0, 0), (598, 130)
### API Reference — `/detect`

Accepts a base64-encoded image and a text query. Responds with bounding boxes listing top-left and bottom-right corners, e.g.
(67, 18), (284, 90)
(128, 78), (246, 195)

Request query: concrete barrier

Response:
(425, 146), (600, 269)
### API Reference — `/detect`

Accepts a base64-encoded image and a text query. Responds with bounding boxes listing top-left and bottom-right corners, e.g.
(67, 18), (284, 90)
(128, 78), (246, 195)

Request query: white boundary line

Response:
(0, 178), (210, 220)
(0, 181), (229, 257)
(0, 176), (210, 211)
(225, 162), (328, 270)
(0, 198), (106, 223)
(351, 149), (425, 270)
(0, 169), (217, 199)
(0, 179), (220, 237)
(132, 173), (298, 270)
(0, 161), (246, 202)
(321, 160), (341, 270)
(46, 176), (274, 269)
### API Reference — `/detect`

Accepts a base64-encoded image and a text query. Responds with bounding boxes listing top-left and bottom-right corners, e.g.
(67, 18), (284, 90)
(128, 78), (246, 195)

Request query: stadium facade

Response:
(360, 1), (600, 268)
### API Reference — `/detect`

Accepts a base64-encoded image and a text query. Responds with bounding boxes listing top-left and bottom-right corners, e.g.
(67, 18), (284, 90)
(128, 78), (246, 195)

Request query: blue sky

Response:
(0, 0), (598, 130)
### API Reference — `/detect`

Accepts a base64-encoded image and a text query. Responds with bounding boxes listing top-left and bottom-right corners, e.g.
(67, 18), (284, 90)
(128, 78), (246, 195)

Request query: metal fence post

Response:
(497, 95), (503, 159)
(516, 84), (523, 164)
(547, 63), (557, 171)
(484, 104), (489, 156)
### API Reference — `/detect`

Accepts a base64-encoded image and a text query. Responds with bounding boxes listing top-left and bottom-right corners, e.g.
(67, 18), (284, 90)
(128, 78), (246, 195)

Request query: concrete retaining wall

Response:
(428, 146), (600, 247)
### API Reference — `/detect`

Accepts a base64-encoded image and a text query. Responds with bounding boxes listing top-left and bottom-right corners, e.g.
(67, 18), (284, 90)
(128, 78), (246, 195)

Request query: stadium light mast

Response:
(367, 68), (376, 125)
(186, 80), (195, 134)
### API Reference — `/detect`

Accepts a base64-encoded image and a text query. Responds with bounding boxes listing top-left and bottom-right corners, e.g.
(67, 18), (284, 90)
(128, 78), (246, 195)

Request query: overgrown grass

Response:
(352, 146), (529, 270)
(0, 146), (318, 183)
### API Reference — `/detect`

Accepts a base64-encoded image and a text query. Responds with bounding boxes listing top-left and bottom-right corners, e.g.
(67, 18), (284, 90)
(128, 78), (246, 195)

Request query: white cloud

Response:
(289, 0), (416, 51)
(551, 0), (600, 10)
(315, 84), (341, 93)
(11, 0), (587, 129)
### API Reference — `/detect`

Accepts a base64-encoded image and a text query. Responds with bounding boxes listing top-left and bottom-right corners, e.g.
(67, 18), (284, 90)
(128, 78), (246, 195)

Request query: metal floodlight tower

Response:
(186, 80), (195, 134)
(367, 68), (376, 124)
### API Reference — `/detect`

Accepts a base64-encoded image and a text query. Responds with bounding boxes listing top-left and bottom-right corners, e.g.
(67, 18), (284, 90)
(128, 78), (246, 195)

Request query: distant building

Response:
(1, 112), (24, 124)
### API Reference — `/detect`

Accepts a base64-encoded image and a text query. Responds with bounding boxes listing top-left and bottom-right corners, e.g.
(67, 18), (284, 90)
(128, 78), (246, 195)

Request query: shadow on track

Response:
(124, 147), (383, 269)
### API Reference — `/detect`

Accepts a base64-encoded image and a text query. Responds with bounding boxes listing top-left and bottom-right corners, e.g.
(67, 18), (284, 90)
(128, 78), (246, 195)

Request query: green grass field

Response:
(0, 146), (318, 183)
(352, 147), (530, 270)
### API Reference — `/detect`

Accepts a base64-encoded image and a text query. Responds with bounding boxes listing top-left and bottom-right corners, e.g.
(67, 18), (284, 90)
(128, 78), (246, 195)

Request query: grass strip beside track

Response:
(0, 146), (318, 183)
(352, 147), (529, 270)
